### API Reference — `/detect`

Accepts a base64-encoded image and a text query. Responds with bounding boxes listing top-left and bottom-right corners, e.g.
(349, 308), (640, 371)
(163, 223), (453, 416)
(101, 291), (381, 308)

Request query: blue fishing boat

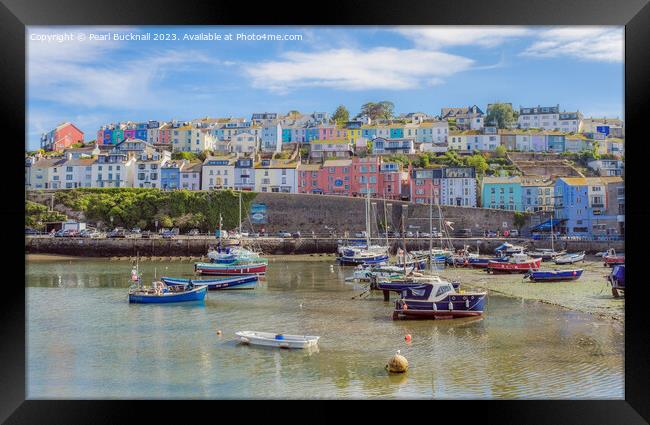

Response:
(128, 281), (207, 304)
(161, 275), (258, 290)
(337, 248), (389, 266)
(373, 274), (460, 292)
(392, 281), (487, 320)
(495, 242), (525, 256)
(465, 256), (509, 268)
(525, 269), (583, 282)
(607, 265), (625, 297)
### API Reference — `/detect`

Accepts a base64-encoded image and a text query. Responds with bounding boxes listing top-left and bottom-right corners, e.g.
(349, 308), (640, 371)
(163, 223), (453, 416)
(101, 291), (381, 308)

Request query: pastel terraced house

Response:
(41, 122), (84, 152)
(202, 157), (236, 190)
(481, 176), (524, 211)
(254, 159), (299, 193)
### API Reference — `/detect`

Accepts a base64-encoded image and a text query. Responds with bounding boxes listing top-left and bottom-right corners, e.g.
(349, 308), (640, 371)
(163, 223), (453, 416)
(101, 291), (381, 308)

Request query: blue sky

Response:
(27, 26), (624, 150)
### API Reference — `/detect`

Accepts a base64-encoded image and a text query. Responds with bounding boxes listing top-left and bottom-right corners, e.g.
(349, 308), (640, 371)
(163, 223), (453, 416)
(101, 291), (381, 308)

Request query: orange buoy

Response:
(403, 303), (408, 311)
(405, 334), (412, 343)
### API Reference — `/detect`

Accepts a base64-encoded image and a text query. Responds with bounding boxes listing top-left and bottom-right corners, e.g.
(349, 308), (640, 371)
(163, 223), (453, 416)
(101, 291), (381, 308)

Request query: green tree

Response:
(196, 150), (210, 162)
(513, 211), (527, 230)
(172, 151), (198, 161)
(466, 154), (489, 176)
(332, 105), (350, 125)
(486, 103), (516, 129)
(358, 101), (394, 121)
(495, 145), (507, 158)
(420, 155), (430, 168)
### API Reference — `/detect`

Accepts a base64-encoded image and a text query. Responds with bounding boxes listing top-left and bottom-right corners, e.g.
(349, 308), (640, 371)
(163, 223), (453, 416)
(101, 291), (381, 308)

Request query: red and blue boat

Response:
(607, 265), (625, 297)
(392, 281), (487, 320)
(487, 253), (541, 273)
(603, 248), (625, 267)
(525, 269), (583, 282)
(161, 275), (258, 290)
(194, 262), (267, 275)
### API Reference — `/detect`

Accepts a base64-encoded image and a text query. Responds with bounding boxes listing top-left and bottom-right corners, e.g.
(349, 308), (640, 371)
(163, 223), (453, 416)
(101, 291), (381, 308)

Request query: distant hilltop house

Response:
(441, 105), (485, 130)
(517, 104), (584, 133)
(40, 122), (84, 152)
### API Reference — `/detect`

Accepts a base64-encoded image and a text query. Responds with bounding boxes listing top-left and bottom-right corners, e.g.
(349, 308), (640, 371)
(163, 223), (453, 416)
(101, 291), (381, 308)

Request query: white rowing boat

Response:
(235, 331), (320, 349)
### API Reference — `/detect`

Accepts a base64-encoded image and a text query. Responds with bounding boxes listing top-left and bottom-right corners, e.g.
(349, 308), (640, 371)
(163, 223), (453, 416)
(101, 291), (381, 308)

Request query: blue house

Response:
(161, 161), (183, 190)
(553, 177), (622, 237)
(481, 176), (523, 211)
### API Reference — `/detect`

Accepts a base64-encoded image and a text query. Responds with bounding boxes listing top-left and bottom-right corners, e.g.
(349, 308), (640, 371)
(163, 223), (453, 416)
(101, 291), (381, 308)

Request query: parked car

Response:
(249, 232), (260, 238)
(25, 227), (40, 235)
(292, 231), (301, 238)
(509, 229), (519, 237)
(141, 230), (153, 238)
(131, 227), (141, 234)
(80, 229), (100, 238)
(392, 232), (400, 238)
(186, 229), (200, 236)
(419, 232), (431, 238)
(276, 231), (292, 238)
(354, 231), (367, 238)
(456, 229), (473, 238)
(486, 230), (497, 238)
(405, 231), (415, 238)
(162, 229), (176, 239)
(108, 228), (128, 238)
(63, 229), (79, 237)
(53, 229), (65, 237)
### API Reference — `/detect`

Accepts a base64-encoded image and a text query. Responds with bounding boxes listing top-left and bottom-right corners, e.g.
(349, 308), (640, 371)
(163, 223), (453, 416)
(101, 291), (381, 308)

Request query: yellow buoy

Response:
(386, 350), (409, 373)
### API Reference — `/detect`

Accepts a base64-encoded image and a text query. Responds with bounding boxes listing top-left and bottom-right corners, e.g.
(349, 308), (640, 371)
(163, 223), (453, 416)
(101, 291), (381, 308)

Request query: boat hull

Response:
(487, 258), (541, 273)
(393, 294), (486, 320)
(162, 275), (258, 290)
(128, 285), (207, 304)
(604, 256), (625, 267)
(337, 254), (389, 266)
(235, 331), (320, 349)
(194, 262), (267, 275)
(527, 269), (583, 282)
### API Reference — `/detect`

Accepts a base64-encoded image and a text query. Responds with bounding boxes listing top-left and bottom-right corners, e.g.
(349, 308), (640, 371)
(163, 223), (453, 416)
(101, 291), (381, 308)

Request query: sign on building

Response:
(250, 203), (268, 224)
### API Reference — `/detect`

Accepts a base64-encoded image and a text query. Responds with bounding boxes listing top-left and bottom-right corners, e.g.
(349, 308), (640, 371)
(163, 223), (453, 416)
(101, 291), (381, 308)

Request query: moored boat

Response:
(392, 281), (487, 320)
(337, 249), (389, 266)
(487, 253), (541, 273)
(603, 248), (625, 267)
(128, 281), (207, 304)
(495, 242), (526, 256)
(372, 274), (461, 292)
(466, 256), (509, 269)
(194, 262), (267, 275)
(525, 269), (583, 282)
(235, 331), (320, 349)
(162, 275), (258, 290)
(527, 248), (566, 261)
(607, 265), (625, 297)
(553, 251), (585, 265)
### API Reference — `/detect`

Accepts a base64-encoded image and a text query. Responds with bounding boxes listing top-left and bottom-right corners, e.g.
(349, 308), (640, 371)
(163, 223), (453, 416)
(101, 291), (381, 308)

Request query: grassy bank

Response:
(437, 256), (624, 321)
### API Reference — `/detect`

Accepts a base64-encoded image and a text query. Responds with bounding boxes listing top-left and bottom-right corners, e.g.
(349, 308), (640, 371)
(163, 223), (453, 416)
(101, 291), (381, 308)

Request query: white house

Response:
(254, 159), (299, 193)
(180, 162), (202, 190)
(92, 153), (136, 188)
(588, 159), (624, 176)
(201, 156), (236, 190)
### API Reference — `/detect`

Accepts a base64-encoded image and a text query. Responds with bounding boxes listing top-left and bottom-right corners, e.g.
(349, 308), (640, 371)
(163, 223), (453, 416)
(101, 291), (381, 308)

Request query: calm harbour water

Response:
(27, 259), (624, 399)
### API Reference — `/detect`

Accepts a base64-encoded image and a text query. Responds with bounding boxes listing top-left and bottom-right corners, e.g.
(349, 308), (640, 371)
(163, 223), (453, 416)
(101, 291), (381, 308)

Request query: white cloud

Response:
(521, 27), (623, 62)
(394, 26), (531, 48)
(246, 47), (474, 93)
(27, 28), (219, 108)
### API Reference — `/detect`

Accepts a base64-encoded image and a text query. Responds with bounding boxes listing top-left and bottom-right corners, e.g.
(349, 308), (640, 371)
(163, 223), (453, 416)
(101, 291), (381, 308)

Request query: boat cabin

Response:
(399, 282), (455, 302)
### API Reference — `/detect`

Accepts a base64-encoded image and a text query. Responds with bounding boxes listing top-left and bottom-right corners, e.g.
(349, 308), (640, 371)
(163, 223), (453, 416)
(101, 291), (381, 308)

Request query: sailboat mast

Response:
(383, 198), (389, 248)
(429, 190), (433, 273)
(365, 182), (371, 248)
(238, 192), (242, 236)
(550, 210), (554, 252)
(401, 204), (407, 275)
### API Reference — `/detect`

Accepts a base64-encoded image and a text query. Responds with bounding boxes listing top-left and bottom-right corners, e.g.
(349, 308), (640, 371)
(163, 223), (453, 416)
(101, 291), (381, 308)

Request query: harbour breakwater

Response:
(25, 236), (623, 257)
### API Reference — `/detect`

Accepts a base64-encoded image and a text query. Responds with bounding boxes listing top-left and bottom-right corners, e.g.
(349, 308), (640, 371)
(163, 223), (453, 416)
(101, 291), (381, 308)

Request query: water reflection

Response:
(27, 260), (623, 399)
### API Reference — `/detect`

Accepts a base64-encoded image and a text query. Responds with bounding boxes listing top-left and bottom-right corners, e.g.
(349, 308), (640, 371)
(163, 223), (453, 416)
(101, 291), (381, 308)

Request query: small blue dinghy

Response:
(525, 269), (584, 282)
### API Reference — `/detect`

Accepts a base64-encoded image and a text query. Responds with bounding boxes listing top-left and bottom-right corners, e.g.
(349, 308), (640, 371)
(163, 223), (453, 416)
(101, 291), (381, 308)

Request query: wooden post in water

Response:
(383, 289), (390, 301)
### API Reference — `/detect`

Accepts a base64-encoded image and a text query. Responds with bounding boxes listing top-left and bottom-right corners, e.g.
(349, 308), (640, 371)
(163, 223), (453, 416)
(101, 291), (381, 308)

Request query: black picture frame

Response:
(2, 0), (648, 423)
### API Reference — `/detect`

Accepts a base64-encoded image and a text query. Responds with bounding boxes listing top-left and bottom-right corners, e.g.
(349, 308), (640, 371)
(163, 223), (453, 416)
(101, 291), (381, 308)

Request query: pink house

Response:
(321, 159), (354, 195)
(41, 122), (84, 151)
(298, 164), (323, 194)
